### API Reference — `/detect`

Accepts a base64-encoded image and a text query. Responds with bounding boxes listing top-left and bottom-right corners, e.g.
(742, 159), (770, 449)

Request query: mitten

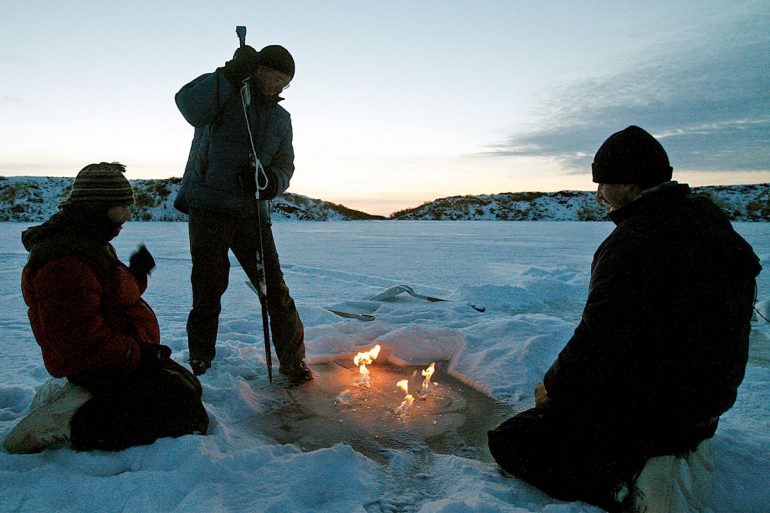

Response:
(137, 344), (172, 373)
(258, 168), (280, 200)
(222, 45), (260, 87)
(129, 244), (156, 277)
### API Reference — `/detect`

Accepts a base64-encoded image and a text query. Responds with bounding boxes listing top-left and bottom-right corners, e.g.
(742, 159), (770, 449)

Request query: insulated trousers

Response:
(186, 208), (305, 365)
(488, 406), (648, 512)
(69, 360), (208, 451)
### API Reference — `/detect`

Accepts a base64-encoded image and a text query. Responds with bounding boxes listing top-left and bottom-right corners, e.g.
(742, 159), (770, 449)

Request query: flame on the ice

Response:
(353, 344), (381, 384)
(395, 379), (414, 415)
(421, 362), (435, 391)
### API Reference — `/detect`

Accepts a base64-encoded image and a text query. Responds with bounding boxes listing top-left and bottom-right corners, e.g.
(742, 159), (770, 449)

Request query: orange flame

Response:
(421, 362), (435, 390)
(353, 344), (381, 384)
(396, 379), (414, 414)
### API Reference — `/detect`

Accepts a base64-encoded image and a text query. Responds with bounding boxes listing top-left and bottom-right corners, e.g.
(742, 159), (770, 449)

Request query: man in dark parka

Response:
(487, 126), (761, 511)
(175, 44), (311, 383)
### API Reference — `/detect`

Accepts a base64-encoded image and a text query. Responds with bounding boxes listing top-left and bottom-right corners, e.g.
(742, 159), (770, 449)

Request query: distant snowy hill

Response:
(0, 176), (385, 222)
(391, 183), (770, 221)
(1, 176), (768, 222)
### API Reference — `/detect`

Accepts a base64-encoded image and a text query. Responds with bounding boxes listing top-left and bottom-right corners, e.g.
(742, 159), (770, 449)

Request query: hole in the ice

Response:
(236, 356), (514, 464)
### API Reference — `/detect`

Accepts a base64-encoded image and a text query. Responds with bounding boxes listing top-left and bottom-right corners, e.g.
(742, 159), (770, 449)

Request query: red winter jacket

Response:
(21, 215), (160, 378)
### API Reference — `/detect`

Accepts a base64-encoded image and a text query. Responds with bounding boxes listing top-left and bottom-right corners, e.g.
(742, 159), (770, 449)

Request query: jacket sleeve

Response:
(29, 257), (142, 376)
(175, 69), (236, 128)
(269, 114), (295, 195)
(543, 233), (650, 408)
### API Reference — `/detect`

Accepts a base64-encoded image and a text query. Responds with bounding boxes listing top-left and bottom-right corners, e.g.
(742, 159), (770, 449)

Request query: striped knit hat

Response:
(61, 162), (134, 207)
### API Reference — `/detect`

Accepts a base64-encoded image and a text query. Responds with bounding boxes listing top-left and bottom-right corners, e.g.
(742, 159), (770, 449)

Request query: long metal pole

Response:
(237, 25), (273, 383)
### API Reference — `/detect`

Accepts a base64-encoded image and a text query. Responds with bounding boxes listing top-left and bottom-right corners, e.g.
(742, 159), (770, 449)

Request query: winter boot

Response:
(631, 439), (715, 513)
(189, 357), (211, 376)
(4, 378), (92, 454)
(279, 359), (313, 385)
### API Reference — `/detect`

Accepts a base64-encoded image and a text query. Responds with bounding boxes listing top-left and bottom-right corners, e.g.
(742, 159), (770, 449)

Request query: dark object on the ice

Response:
(323, 284), (486, 322)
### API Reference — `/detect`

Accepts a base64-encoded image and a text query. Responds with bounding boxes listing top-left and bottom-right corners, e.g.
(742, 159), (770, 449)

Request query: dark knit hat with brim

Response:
(258, 45), (295, 78)
(592, 125), (673, 187)
(61, 162), (134, 207)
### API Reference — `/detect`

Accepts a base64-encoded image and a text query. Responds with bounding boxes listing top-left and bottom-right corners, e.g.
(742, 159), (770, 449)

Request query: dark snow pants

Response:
(69, 360), (208, 451)
(186, 208), (305, 366)
(487, 406), (648, 512)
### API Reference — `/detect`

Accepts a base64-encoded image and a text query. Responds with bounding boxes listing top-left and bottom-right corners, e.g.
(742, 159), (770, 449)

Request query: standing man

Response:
(487, 126), (761, 512)
(175, 44), (312, 384)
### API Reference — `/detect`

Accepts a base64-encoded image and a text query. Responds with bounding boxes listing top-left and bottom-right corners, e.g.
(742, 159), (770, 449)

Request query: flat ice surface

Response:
(1, 221), (768, 513)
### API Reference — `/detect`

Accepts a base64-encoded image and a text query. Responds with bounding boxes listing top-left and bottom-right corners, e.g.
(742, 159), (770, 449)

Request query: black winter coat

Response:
(543, 183), (761, 453)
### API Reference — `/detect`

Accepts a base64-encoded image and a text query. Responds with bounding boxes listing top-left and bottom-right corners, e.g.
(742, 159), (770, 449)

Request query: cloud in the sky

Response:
(487, 14), (770, 175)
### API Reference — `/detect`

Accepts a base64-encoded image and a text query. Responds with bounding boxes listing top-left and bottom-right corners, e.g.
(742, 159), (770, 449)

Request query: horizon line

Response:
(2, 174), (769, 218)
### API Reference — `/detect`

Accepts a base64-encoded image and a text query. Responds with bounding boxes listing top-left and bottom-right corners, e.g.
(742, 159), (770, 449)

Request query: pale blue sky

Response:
(1, 0), (768, 215)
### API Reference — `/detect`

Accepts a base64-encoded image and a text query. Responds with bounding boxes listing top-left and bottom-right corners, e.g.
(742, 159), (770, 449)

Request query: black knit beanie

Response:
(592, 126), (673, 187)
(258, 45), (295, 78)
(61, 162), (135, 207)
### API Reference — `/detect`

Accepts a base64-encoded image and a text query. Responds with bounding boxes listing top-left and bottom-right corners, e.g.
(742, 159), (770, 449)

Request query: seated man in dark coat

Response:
(5, 163), (209, 453)
(488, 126), (761, 512)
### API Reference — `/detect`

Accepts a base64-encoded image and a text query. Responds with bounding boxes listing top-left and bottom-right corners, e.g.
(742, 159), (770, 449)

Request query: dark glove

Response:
(222, 45), (260, 87)
(137, 344), (172, 373)
(129, 244), (156, 280)
(258, 168), (280, 200)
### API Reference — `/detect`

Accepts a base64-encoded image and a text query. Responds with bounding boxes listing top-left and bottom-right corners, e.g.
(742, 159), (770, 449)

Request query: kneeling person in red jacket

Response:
(4, 162), (208, 453)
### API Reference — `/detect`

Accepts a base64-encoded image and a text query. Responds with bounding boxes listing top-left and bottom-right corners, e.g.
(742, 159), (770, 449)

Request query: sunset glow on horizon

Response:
(2, 1), (768, 216)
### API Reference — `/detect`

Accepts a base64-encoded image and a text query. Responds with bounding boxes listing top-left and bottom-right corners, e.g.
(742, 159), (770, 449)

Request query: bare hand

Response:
(534, 382), (550, 407)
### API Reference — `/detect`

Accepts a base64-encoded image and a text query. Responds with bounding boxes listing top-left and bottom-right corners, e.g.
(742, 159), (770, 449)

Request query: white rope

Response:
(240, 79), (269, 194)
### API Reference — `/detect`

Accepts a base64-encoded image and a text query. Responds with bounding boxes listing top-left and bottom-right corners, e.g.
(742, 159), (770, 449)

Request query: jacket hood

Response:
(22, 215), (65, 252)
(609, 181), (762, 280)
(22, 208), (123, 253)
(608, 181), (690, 224)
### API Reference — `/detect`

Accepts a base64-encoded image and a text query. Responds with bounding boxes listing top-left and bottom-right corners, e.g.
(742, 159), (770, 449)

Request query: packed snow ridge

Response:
(1, 176), (769, 222)
(391, 184), (770, 221)
(0, 176), (385, 222)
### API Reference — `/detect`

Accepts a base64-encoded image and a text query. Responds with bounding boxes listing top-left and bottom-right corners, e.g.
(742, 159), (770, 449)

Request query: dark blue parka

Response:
(174, 69), (294, 218)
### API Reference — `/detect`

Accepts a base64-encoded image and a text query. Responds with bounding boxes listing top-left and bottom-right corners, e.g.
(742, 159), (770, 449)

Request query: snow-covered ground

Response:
(1, 221), (768, 513)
